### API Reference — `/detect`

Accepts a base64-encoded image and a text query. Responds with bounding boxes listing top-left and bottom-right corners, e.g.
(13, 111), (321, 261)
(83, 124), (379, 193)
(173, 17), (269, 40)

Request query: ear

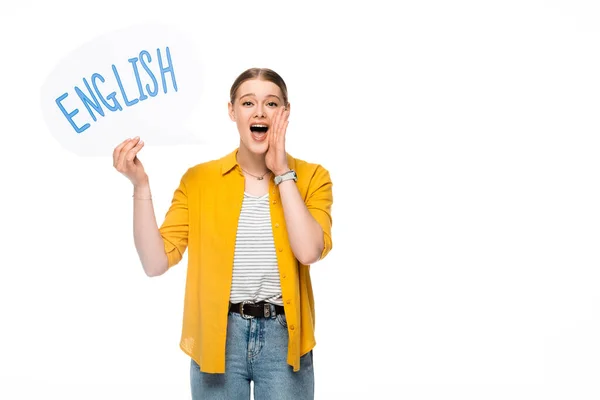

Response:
(228, 102), (236, 121)
(285, 102), (291, 114)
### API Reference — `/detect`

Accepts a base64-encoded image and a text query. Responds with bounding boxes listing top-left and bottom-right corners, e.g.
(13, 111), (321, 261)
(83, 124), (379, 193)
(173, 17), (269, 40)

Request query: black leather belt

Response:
(229, 301), (285, 319)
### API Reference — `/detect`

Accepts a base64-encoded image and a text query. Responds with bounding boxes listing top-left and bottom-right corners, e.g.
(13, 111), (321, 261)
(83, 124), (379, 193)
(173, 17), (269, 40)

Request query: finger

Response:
(281, 121), (289, 142)
(279, 111), (290, 141)
(118, 136), (141, 170)
(281, 107), (289, 131)
(272, 106), (284, 137)
(270, 112), (280, 145)
(114, 139), (132, 169)
(113, 138), (131, 167)
(125, 140), (144, 166)
(269, 124), (276, 148)
(271, 108), (280, 136)
(278, 106), (286, 129)
(274, 110), (287, 145)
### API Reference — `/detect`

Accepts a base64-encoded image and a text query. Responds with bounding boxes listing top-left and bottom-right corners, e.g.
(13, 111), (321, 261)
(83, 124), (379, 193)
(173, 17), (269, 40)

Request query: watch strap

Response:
(274, 170), (297, 185)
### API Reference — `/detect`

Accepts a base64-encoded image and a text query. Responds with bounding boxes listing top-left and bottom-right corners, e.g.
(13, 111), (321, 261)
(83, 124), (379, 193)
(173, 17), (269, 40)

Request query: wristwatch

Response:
(274, 170), (297, 185)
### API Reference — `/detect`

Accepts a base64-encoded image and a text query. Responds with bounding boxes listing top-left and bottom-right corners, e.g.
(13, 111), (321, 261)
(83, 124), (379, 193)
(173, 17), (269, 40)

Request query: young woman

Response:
(113, 68), (333, 399)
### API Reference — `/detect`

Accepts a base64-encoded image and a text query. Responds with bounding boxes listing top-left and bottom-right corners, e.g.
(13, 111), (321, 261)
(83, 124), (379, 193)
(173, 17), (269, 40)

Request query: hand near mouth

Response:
(266, 106), (291, 176)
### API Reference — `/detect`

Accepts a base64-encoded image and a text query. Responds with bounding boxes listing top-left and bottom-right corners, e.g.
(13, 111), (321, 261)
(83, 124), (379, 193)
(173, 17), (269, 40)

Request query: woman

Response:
(113, 68), (333, 399)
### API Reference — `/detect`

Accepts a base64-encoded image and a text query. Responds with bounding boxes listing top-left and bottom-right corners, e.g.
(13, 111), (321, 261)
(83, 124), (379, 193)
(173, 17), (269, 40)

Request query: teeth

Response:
(251, 125), (268, 128)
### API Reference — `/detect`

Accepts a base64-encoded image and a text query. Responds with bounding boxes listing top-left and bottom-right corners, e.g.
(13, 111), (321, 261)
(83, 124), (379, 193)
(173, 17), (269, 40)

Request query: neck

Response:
(236, 144), (268, 175)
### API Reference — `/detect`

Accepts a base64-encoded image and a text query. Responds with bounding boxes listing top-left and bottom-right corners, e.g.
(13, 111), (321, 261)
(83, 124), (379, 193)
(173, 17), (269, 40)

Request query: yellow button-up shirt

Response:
(158, 148), (333, 373)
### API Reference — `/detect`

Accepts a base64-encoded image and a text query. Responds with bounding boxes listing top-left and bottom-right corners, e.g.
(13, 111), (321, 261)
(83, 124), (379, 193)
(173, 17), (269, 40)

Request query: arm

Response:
(133, 170), (190, 277)
(113, 137), (188, 277)
(132, 180), (169, 277)
(278, 166), (333, 265)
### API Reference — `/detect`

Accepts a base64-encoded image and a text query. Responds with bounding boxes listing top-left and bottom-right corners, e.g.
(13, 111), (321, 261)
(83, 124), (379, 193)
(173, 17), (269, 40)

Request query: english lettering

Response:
(55, 47), (178, 134)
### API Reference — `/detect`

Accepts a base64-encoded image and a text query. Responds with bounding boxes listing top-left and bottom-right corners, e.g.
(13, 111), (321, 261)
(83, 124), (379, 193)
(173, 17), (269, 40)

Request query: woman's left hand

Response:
(266, 106), (291, 176)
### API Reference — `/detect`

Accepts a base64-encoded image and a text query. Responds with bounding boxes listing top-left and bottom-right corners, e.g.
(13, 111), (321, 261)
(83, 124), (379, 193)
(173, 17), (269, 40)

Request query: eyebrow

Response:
(239, 93), (282, 102)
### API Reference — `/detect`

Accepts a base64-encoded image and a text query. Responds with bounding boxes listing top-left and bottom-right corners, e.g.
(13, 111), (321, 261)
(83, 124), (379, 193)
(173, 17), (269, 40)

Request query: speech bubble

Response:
(40, 23), (205, 157)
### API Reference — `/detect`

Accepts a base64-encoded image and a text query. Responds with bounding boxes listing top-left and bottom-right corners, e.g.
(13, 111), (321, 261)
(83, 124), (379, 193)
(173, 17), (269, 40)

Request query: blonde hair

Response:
(229, 68), (288, 106)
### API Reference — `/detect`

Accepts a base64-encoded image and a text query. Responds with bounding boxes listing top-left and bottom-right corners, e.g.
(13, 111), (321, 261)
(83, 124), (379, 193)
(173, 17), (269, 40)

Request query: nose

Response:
(254, 104), (266, 118)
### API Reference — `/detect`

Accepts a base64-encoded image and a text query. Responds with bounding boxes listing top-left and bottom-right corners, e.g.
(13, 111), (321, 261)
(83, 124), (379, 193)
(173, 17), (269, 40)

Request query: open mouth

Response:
(250, 124), (269, 134)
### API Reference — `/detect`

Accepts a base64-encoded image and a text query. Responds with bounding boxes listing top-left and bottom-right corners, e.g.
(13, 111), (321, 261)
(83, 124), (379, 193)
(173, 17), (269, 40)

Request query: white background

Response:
(1, 0), (599, 399)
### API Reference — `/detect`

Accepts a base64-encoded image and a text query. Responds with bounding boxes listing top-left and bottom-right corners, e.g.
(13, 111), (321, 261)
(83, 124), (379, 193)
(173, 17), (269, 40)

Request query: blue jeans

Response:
(190, 305), (314, 399)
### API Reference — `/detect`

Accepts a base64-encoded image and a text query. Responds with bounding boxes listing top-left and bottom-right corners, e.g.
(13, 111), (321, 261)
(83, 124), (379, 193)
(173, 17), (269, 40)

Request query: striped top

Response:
(229, 192), (283, 306)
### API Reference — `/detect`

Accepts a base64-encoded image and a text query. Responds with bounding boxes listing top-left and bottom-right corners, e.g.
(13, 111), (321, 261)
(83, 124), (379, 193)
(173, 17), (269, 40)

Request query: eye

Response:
(242, 101), (253, 106)
(267, 102), (278, 107)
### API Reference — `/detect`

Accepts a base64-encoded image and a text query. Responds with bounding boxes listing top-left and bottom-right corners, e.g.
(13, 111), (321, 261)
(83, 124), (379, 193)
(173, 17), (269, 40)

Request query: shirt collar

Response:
(220, 148), (239, 175)
(220, 148), (296, 176)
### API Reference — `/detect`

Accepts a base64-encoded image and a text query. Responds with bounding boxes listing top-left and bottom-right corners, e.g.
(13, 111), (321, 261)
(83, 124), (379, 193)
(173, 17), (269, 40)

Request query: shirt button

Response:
(272, 200), (277, 204)
(290, 325), (295, 330)
(286, 300), (291, 305)
(282, 274), (287, 279)
(278, 248), (283, 252)
(275, 223), (280, 228)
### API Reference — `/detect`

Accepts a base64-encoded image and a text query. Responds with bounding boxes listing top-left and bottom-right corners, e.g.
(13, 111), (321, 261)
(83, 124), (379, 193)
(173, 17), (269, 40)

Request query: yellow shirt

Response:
(158, 148), (333, 373)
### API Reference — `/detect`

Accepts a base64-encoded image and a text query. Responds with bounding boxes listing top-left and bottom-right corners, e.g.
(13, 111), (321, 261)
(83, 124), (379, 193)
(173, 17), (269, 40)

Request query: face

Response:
(228, 78), (288, 155)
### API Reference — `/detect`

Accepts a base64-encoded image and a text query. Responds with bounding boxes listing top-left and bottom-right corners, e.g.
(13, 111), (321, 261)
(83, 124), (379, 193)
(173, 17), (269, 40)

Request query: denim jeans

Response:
(190, 304), (314, 400)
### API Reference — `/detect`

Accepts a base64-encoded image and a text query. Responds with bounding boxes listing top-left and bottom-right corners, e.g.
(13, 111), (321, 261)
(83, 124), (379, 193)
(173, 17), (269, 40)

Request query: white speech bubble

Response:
(40, 23), (205, 157)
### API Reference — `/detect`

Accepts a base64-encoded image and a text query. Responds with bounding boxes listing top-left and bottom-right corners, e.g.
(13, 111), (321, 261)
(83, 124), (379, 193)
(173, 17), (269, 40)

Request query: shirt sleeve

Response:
(306, 164), (333, 261)
(159, 171), (190, 268)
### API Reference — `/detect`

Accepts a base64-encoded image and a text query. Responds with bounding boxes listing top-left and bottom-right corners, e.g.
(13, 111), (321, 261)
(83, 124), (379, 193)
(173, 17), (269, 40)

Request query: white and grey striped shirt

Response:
(229, 192), (283, 306)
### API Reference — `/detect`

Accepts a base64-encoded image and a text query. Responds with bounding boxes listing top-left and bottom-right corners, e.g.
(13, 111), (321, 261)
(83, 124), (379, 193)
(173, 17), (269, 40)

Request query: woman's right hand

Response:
(113, 136), (148, 186)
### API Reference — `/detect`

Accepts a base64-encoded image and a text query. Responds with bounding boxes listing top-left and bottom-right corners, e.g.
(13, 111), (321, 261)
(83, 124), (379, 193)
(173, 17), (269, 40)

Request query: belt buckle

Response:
(240, 300), (254, 319)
